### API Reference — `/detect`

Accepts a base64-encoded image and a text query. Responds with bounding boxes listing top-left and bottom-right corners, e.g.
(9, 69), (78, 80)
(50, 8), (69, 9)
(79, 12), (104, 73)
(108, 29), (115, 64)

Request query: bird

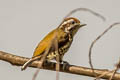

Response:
(21, 17), (86, 70)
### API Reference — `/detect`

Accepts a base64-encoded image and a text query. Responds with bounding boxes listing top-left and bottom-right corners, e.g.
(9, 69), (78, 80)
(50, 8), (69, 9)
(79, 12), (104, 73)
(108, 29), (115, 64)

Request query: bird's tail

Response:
(21, 56), (41, 71)
(21, 58), (34, 71)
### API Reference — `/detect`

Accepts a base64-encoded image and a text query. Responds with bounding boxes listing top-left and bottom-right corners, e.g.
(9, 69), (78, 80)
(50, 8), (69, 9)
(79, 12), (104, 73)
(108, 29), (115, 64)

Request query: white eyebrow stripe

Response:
(62, 19), (74, 25)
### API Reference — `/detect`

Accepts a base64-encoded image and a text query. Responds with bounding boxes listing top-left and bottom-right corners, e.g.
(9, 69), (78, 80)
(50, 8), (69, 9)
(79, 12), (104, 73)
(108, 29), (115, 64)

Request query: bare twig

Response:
(89, 22), (120, 79)
(32, 32), (59, 80)
(32, 43), (51, 80)
(64, 8), (106, 21)
(109, 67), (118, 80)
(109, 59), (120, 80)
(32, 69), (40, 80)
(1, 51), (120, 80)
(58, 8), (106, 28)
(52, 32), (60, 80)
(95, 71), (109, 80)
(95, 59), (120, 80)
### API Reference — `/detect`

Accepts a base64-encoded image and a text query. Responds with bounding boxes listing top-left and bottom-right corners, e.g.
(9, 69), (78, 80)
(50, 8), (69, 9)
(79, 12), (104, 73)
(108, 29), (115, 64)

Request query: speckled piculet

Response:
(21, 17), (86, 70)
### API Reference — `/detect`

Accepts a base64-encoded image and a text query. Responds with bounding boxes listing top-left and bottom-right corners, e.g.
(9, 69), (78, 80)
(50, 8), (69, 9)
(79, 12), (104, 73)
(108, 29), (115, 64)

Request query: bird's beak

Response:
(80, 23), (87, 27)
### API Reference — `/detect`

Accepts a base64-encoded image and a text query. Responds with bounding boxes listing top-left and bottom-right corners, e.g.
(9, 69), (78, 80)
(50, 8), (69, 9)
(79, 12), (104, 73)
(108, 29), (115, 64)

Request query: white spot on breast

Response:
(47, 52), (56, 60)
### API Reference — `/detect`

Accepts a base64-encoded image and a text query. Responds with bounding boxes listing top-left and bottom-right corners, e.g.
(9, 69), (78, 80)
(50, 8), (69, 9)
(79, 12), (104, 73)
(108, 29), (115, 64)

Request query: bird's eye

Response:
(71, 21), (75, 24)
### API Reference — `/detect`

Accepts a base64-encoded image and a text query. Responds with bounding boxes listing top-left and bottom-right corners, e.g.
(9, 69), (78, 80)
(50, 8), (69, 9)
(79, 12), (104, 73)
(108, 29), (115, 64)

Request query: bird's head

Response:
(59, 17), (86, 37)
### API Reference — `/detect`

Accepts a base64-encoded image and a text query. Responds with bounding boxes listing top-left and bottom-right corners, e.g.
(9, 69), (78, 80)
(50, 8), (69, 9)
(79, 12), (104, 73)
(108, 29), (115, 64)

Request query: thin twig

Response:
(32, 69), (40, 80)
(64, 8), (106, 21)
(95, 71), (109, 80)
(95, 59), (120, 80)
(32, 31), (60, 80)
(32, 34), (55, 80)
(58, 8), (106, 28)
(53, 32), (60, 80)
(89, 22), (120, 78)
(109, 59), (120, 80)
(109, 67), (118, 80)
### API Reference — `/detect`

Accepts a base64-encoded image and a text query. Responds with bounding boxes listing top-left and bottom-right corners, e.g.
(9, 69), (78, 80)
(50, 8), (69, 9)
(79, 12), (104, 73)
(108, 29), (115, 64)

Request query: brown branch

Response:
(0, 51), (120, 80)
(88, 22), (120, 79)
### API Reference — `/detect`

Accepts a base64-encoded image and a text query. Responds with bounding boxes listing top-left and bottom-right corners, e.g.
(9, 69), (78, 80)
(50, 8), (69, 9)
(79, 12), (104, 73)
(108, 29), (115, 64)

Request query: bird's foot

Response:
(62, 61), (70, 70)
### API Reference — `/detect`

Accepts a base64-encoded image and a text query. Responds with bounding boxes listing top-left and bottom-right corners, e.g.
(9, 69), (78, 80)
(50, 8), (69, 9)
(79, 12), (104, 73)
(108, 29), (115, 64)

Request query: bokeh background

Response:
(0, 0), (120, 80)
